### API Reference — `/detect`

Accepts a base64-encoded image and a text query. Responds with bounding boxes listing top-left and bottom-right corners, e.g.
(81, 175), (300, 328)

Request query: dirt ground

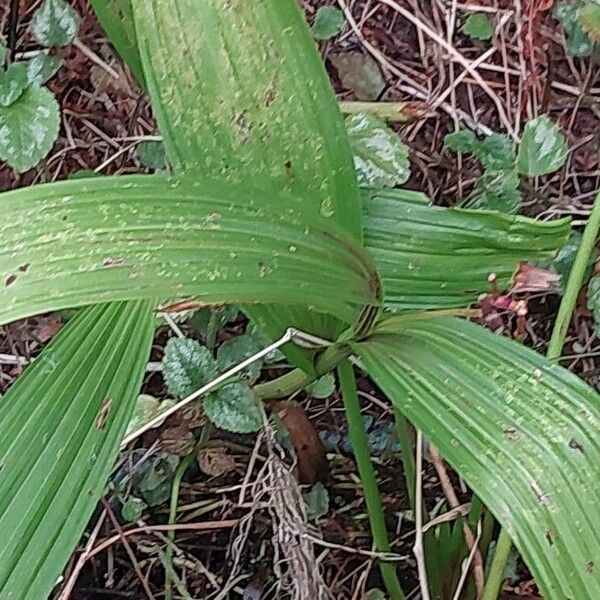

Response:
(0, 0), (599, 598)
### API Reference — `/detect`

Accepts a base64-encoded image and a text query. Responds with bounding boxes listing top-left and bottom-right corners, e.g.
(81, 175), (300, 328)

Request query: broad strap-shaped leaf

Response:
(132, 0), (360, 236)
(0, 300), (154, 599)
(0, 175), (378, 325)
(354, 317), (600, 599)
(89, 0), (146, 89)
(362, 188), (570, 310)
(132, 0), (363, 371)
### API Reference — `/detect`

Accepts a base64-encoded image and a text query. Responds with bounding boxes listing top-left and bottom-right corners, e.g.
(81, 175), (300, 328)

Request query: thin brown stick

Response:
(87, 520), (238, 560)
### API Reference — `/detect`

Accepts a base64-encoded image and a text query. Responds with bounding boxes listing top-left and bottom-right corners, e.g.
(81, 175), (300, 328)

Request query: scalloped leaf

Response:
(0, 85), (60, 172)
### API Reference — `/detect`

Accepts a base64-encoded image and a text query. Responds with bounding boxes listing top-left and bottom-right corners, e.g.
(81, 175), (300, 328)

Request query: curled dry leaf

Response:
(269, 400), (329, 484)
(510, 262), (560, 294)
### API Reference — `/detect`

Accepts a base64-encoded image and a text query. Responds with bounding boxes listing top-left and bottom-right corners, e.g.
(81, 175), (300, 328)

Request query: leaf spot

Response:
(568, 438), (585, 453)
(102, 257), (127, 268)
(5, 274), (16, 287)
(545, 530), (554, 545)
(17, 263), (30, 273)
(587, 561), (594, 574)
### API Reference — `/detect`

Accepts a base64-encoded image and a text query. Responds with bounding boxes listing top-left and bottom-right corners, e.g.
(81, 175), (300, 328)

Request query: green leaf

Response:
(131, 0), (364, 372)
(204, 381), (262, 433)
(162, 337), (217, 399)
(137, 140), (165, 170)
(125, 394), (175, 437)
(133, 451), (179, 506)
(191, 305), (239, 338)
(307, 373), (336, 399)
(217, 334), (262, 384)
(132, 1), (360, 238)
(0, 175), (379, 325)
(0, 85), (60, 172)
(354, 317), (600, 599)
(23, 53), (61, 86)
(362, 187), (570, 310)
(29, 0), (80, 47)
(0, 63), (28, 107)
(477, 133), (515, 171)
(312, 6), (345, 40)
(587, 275), (600, 334)
(579, 2), (600, 41)
(553, 231), (597, 292)
(444, 129), (477, 153)
(517, 116), (568, 177)
(463, 12), (494, 40)
(121, 496), (147, 522)
(89, 0), (146, 89)
(0, 43), (6, 66)
(305, 482), (330, 520)
(0, 300), (154, 599)
(346, 113), (410, 187)
(554, 1), (596, 56)
(467, 169), (521, 214)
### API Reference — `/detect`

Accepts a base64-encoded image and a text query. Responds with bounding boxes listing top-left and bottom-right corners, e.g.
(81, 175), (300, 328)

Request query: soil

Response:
(0, 0), (598, 598)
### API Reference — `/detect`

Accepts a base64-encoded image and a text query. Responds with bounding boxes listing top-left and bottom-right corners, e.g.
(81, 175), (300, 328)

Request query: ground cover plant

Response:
(0, 1), (600, 599)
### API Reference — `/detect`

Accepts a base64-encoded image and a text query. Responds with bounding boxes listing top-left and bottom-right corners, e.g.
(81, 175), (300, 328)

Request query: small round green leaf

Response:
(307, 373), (336, 399)
(0, 85), (60, 172)
(121, 496), (147, 522)
(136, 140), (166, 170)
(444, 129), (477, 153)
(517, 116), (568, 177)
(162, 337), (217, 399)
(29, 0), (80, 47)
(346, 113), (410, 187)
(554, 1), (595, 56)
(463, 12), (494, 40)
(204, 381), (262, 433)
(312, 6), (345, 40)
(216, 334), (262, 384)
(579, 2), (600, 42)
(477, 133), (515, 171)
(0, 63), (28, 107)
(24, 53), (62, 86)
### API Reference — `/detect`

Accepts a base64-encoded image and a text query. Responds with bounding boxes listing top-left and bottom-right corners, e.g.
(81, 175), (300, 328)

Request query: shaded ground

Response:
(1, 0), (599, 598)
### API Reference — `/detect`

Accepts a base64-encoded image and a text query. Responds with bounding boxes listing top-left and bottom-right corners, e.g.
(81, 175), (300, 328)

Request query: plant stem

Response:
(337, 360), (405, 600)
(254, 343), (351, 399)
(165, 426), (211, 600)
(483, 189), (600, 599)
(547, 189), (600, 360)
(394, 409), (417, 511)
(481, 528), (512, 600)
(205, 309), (220, 351)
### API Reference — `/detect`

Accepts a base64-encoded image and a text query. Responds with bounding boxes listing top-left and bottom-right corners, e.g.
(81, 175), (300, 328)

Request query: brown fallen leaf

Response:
(269, 400), (328, 484)
(510, 262), (559, 294)
(197, 446), (236, 477)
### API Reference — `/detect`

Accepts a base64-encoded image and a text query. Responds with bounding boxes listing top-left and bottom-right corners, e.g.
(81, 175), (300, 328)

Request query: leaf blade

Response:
(362, 188), (570, 310)
(0, 175), (378, 325)
(0, 300), (154, 599)
(354, 317), (600, 599)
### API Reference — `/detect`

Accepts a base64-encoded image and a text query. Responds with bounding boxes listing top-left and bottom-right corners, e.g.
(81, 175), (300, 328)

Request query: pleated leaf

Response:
(0, 300), (154, 600)
(362, 188), (570, 310)
(354, 317), (600, 599)
(89, 0), (145, 89)
(132, 0), (362, 371)
(0, 175), (378, 325)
